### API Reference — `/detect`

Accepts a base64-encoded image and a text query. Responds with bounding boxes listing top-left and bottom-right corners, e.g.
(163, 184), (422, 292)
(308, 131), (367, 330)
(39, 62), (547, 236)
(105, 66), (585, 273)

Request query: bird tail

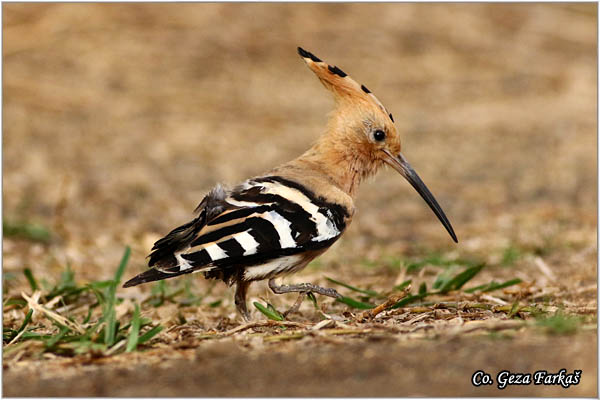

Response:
(122, 266), (191, 288)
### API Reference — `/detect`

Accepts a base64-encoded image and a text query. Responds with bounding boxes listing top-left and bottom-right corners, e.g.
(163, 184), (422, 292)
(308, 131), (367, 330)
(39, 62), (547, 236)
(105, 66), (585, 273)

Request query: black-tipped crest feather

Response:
(297, 46), (322, 62)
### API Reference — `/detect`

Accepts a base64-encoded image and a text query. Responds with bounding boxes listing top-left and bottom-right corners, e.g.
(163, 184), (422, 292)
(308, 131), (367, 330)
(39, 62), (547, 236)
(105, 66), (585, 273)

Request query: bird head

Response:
(297, 47), (457, 243)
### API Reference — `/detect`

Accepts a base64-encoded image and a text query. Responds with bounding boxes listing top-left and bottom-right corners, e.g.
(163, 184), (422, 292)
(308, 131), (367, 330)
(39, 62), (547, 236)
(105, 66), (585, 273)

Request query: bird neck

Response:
(294, 133), (379, 198)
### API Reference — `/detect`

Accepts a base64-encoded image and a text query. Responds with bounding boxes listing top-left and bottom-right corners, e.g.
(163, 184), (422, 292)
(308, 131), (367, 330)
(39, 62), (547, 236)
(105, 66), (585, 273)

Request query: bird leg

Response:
(268, 278), (342, 315)
(235, 281), (251, 321)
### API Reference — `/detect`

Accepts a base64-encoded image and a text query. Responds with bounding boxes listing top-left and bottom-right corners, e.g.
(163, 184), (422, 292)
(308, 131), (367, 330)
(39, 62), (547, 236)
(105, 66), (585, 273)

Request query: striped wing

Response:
(123, 176), (349, 287)
(179, 176), (349, 280)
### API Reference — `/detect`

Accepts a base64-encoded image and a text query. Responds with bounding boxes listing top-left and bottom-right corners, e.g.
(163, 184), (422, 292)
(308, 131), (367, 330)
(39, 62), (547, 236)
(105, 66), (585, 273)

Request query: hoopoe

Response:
(124, 47), (458, 320)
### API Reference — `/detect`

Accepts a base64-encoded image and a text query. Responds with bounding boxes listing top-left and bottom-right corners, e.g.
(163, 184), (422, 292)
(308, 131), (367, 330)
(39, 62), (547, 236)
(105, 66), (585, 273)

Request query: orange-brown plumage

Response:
(273, 49), (402, 200)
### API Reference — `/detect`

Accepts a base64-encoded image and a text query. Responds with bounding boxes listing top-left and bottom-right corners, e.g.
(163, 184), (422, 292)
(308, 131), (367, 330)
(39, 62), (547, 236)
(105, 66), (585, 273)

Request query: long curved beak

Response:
(383, 150), (458, 243)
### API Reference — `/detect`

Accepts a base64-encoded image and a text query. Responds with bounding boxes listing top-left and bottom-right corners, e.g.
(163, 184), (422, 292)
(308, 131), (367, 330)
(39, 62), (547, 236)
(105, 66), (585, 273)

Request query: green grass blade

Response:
(82, 306), (95, 324)
(391, 293), (427, 309)
(253, 302), (285, 321)
(266, 302), (284, 318)
(3, 220), (51, 243)
(19, 308), (34, 332)
(393, 280), (412, 291)
(464, 278), (522, 293)
(482, 278), (522, 292)
(19, 332), (54, 340)
(86, 280), (114, 290)
(3, 329), (17, 341)
(104, 302), (117, 346)
(104, 246), (131, 346)
(306, 292), (319, 310)
(335, 296), (375, 310)
(452, 264), (485, 289)
(147, 280), (166, 307)
(44, 325), (70, 348)
(7, 309), (34, 342)
(104, 307), (117, 347)
(536, 312), (582, 335)
(325, 277), (379, 297)
(70, 341), (108, 355)
(45, 266), (77, 300)
(432, 265), (459, 290)
(507, 300), (520, 319)
(4, 298), (27, 307)
(137, 326), (163, 344)
(208, 300), (222, 308)
(439, 264), (485, 294)
(114, 246), (131, 286)
(23, 269), (39, 292)
(83, 319), (105, 341)
(126, 304), (141, 352)
(463, 283), (490, 293)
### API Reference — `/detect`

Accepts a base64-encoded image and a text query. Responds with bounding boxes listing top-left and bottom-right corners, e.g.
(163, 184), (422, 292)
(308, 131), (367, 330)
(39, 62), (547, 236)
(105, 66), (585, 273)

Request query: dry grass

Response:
(2, 3), (597, 396)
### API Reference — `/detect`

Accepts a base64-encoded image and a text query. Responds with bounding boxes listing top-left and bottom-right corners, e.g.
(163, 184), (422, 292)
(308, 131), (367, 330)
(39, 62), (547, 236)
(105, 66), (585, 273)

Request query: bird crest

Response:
(297, 47), (395, 125)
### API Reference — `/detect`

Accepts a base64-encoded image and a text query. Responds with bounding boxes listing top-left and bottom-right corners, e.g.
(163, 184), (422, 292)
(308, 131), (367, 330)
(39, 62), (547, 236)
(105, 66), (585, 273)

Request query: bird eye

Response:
(373, 130), (386, 142)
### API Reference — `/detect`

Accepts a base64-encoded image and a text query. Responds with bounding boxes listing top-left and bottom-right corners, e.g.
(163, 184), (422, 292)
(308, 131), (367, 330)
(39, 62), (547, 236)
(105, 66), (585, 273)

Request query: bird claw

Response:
(282, 292), (306, 317)
(240, 310), (252, 322)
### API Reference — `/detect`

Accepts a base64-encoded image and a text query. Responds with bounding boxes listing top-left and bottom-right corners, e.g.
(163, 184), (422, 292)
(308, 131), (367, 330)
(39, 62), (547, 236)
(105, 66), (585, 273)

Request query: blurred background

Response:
(3, 2), (596, 302)
(2, 3), (597, 396)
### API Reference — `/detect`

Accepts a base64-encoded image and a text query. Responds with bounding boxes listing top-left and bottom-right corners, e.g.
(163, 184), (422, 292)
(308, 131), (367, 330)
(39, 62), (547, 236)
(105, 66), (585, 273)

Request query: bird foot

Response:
(268, 279), (343, 299)
(269, 280), (341, 317)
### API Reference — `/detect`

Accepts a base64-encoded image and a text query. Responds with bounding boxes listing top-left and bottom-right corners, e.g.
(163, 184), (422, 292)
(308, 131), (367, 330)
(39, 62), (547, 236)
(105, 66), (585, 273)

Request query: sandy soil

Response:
(3, 332), (597, 397)
(3, 3), (597, 397)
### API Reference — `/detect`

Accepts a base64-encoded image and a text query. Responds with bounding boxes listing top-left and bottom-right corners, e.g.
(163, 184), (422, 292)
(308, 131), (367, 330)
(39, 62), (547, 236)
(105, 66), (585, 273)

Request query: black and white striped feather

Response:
(123, 176), (349, 288)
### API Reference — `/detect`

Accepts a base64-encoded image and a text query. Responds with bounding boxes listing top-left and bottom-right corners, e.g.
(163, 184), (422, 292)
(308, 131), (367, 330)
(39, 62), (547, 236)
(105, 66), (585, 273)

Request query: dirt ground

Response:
(3, 332), (598, 397)
(2, 3), (597, 397)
